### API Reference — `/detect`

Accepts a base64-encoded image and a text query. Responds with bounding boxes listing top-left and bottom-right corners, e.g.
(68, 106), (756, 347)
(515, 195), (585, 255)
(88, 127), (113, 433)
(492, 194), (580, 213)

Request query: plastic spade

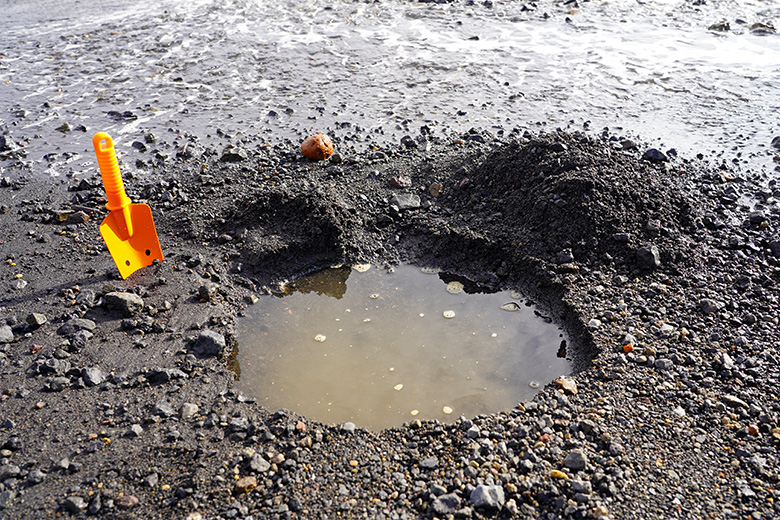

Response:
(92, 132), (163, 278)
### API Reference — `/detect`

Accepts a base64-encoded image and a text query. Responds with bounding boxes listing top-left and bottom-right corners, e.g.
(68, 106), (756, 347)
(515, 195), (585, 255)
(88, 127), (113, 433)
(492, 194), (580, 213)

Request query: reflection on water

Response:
(236, 264), (570, 430)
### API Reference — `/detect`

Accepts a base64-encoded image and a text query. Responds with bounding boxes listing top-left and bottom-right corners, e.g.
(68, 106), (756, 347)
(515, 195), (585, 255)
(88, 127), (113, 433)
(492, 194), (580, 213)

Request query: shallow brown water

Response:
(236, 264), (569, 429)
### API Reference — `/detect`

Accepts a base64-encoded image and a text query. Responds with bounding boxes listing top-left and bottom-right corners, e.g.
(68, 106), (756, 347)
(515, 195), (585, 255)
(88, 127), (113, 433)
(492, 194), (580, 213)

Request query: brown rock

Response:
(301, 134), (334, 161)
(234, 476), (257, 494)
(429, 182), (443, 197)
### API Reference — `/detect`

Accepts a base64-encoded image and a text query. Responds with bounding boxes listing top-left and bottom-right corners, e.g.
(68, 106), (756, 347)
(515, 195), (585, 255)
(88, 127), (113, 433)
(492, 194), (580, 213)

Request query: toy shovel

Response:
(92, 132), (164, 279)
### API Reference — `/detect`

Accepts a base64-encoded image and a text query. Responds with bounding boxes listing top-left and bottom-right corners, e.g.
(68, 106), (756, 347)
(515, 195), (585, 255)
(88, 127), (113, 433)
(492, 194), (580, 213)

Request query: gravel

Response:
(0, 126), (779, 520)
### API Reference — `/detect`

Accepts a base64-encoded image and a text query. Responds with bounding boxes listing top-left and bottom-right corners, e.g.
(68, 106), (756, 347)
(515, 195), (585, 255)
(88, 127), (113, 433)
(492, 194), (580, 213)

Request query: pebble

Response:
(636, 244), (661, 269)
(342, 422), (356, 433)
(469, 485), (505, 510)
(234, 476), (257, 494)
(564, 449), (588, 471)
(180, 403), (199, 419)
(105, 292), (144, 317)
(0, 326), (13, 344)
(431, 493), (461, 515)
(115, 494), (139, 510)
(389, 193), (421, 211)
(82, 367), (106, 387)
(721, 394), (749, 409)
(26, 313), (47, 328)
(193, 330), (225, 357)
(62, 496), (86, 514)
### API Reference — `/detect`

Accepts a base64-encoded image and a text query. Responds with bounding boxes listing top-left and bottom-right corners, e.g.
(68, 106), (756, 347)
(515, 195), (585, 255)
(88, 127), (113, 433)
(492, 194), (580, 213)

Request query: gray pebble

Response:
(105, 292), (144, 317)
(722, 394), (749, 409)
(564, 449), (588, 471)
(193, 330), (225, 357)
(27, 469), (45, 485)
(180, 403), (199, 419)
(470, 484), (505, 509)
(342, 422), (356, 433)
(0, 326), (13, 344)
(62, 496), (87, 514)
(636, 245), (660, 269)
(82, 367), (106, 387)
(419, 456), (439, 469)
(432, 493), (461, 515)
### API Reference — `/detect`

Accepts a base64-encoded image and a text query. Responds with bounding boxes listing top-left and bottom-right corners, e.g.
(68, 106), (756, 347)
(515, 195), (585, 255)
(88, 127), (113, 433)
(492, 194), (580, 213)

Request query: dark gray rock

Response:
(636, 245), (661, 269)
(153, 401), (175, 417)
(57, 318), (96, 336)
(105, 292), (144, 317)
(126, 424), (143, 437)
(0, 490), (15, 510)
(769, 240), (780, 258)
(564, 449), (588, 471)
(643, 148), (668, 163)
(27, 469), (45, 485)
(49, 376), (70, 392)
(470, 485), (505, 509)
(62, 496), (86, 514)
(147, 368), (188, 384)
(771, 135), (780, 150)
(432, 493), (462, 515)
(554, 249), (575, 264)
(722, 394), (749, 409)
(193, 330), (225, 357)
(699, 299), (723, 314)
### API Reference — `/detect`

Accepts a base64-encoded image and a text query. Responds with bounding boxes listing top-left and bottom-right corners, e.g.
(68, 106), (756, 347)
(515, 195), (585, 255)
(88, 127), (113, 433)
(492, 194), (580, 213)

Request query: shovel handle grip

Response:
(93, 132), (131, 213)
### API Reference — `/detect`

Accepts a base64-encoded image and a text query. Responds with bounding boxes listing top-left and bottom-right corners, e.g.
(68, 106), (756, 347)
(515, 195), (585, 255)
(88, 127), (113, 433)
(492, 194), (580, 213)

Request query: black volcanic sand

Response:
(1, 129), (779, 519)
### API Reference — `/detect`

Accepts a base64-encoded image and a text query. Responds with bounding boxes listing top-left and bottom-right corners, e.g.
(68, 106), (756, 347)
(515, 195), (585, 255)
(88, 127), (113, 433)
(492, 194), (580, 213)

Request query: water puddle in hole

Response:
(236, 264), (570, 430)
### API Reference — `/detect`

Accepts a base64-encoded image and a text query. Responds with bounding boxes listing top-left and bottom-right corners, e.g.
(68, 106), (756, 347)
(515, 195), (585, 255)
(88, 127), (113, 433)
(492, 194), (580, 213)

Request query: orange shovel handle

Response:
(93, 132), (134, 237)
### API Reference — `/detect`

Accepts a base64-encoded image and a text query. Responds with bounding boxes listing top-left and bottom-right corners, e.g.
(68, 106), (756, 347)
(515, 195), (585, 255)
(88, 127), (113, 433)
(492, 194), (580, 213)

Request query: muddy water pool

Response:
(236, 264), (569, 430)
(1, 0), (778, 177)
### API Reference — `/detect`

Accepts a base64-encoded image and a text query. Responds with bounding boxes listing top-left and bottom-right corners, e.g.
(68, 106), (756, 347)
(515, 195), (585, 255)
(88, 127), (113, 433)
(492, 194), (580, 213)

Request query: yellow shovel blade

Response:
(99, 203), (164, 279)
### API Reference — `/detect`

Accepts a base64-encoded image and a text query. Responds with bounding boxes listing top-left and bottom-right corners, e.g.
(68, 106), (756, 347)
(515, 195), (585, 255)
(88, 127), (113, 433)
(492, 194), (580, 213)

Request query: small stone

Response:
(550, 469), (569, 479)
(342, 422), (356, 433)
(62, 496), (87, 513)
(26, 313), (48, 328)
(643, 148), (668, 163)
(126, 424), (143, 437)
(389, 175), (412, 189)
(82, 367), (106, 387)
(0, 326), (13, 344)
(722, 394), (749, 409)
(389, 193), (421, 211)
(115, 494), (139, 510)
(748, 424), (760, 436)
(655, 358), (674, 370)
(105, 292), (144, 317)
(699, 299), (723, 314)
(27, 469), (45, 485)
(636, 245), (661, 269)
(198, 283), (219, 301)
(57, 318), (96, 336)
(587, 318), (601, 328)
(66, 211), (90, 225)
(419, 456), (439, 469)
(180, 403), (199, 419)
(249, 454), (271, 473)
(428, 182), (443, 197)
(234, 476), (257, 494)
(301, 134), (334, 161)
(193, 330), (225, 357)
(469, 485), (505, 510)
(564, 450), (588, 471)
(555, 376), (578, 395)
(220, 145), (248, 163)
(432, 493), (461, 515)
(143, 473), (159, 488)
